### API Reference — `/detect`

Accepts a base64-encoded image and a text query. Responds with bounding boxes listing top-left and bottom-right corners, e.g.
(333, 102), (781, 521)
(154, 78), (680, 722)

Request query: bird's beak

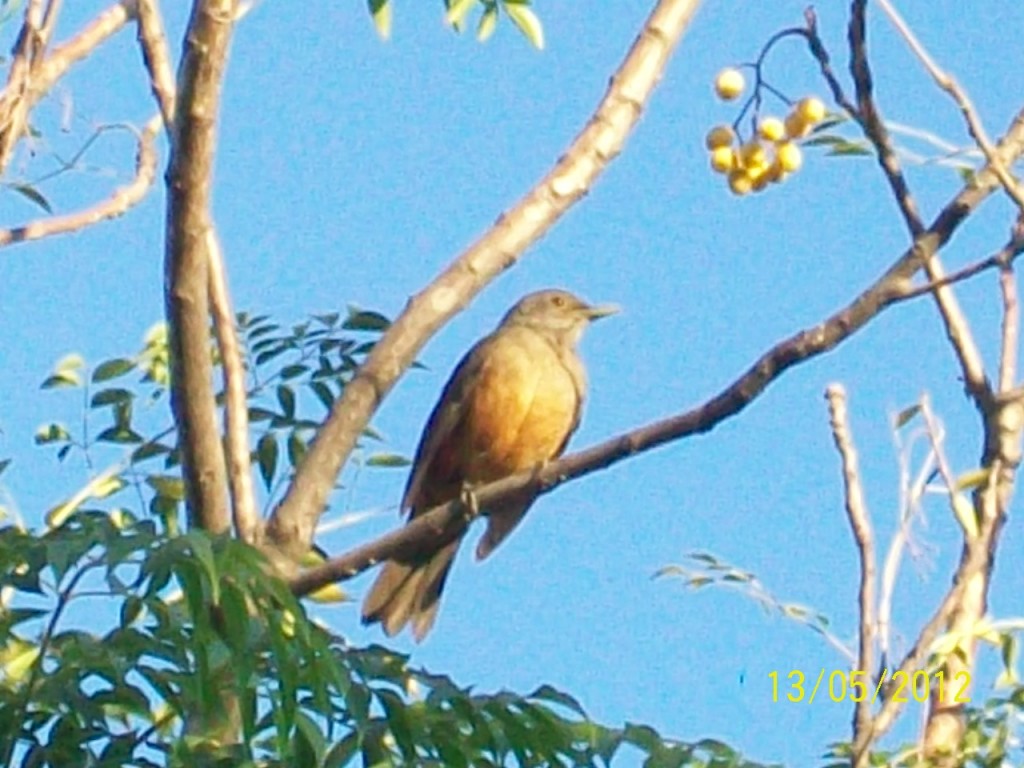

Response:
(582, 303), (620, 321)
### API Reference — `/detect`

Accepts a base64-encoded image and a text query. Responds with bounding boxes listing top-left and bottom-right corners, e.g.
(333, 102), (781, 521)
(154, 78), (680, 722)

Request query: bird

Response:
(361, 288), (617, 641)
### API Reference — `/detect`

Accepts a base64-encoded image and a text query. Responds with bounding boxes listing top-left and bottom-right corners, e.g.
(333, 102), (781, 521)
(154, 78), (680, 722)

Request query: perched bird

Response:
(361, 288), (617, 641)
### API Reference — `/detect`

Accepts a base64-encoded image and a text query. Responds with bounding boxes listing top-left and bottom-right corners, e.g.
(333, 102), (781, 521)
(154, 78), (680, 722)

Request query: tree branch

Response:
(826, 384), (876, 767)
(847, 0), (924, 236)
(289, 105), (1024, 599)
(844, 1), (989, 405)
(875, 0), (1024, 213)
(165, 0), (237, 534)
(135, 0), (176, 133)
(206, 229), (260, 544)
(0, 113), (160, 249)
(266, 0), (705, 560)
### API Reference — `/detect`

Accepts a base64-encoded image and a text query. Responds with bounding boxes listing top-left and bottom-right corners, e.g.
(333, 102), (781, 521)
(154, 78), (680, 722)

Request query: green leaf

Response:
(131, 441), (171, 462)
(503, 1), (544, 49)
(366, 452), (411, 468)
(310, 381), (336, 411)
(9, 181), (52, 213)
(279, 363), (309, 380)
(287, 430), (308, 468)
(343, 309), (391, 332)
(96, 426), (144, 444)
(146, 475), (185, 501)
(894, 404), (921, 428)
(368, 0), (391, 40)
(477, 4), (498, 41)
(277, 385), (296, 420)
(42, 353), (85, 388)
(34, 422), (71, 444)
(529, 684), (587, 717)
(446, 0), (477, 28)
(90, 387), (134, 408)
(257, 433), (278, 490)
(92, 358), (136, 382)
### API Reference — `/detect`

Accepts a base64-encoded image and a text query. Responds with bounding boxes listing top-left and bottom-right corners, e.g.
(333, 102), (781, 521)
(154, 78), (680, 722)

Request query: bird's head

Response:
(501, 289), (618, 346)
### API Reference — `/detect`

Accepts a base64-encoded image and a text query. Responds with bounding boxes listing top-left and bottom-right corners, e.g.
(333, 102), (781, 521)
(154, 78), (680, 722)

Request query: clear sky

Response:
(2, 2), (1023, 764)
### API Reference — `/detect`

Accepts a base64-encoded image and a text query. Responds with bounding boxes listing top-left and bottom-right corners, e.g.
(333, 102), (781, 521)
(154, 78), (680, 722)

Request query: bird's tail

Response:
(361, 538), (461, 642)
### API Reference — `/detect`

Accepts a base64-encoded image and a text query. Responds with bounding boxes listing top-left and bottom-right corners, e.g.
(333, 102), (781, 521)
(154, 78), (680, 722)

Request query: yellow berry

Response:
(739, 140), (767, 169)
(758, 116), (786, 142)
(796, 96), (826, 125)
(727, 169), (753, 196)
(705, 124), (735, 150)
(776, 141), (803, 172)
(714, 68), (745, 101)
(766, 160), (788, 184)
(784, 111), (811, 139)
(709, 146), (735, 173)
(750, 171), (770, 192)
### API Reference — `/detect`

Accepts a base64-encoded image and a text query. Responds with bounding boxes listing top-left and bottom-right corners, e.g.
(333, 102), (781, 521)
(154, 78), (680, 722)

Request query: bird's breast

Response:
(461, 328), (581, 480)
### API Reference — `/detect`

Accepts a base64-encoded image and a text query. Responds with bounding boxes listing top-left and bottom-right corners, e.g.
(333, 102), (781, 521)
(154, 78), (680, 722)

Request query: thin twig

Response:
(893, 232), (1024, 304)
(878, 420), (936, 668)
(0, 113), (160, 249)
(875, 0), (1024, 214)
(207, 229), (260, 545)
(825, 384), (876, 767)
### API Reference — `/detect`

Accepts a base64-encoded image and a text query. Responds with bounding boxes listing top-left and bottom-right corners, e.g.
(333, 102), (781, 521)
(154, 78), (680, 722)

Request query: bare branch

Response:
(893, 229), (1024, 304)
(36, 2), (137, 94)
(876, 0), (1024, 213)
(825, 384), (876, 767)
(919, 249), (991, 404)
(207, 229), (260, 545)
(289, 105), (1024, 600)
(997, 220), (1024, 392)
(165, 0), (237, 534)
(845, 1), (991, 405)
(0, 1), (138, 175)
(135, 0), (176, 132)
(267, 0), (706, 559)
(0, 0), (51, 173)
(0, 113), (160, 249)
(847, 0), (924, 236)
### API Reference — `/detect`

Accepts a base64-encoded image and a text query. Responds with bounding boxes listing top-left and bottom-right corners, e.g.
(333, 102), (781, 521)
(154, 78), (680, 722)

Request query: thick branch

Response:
(0, 113), (160, 249)
(267, 0), (705, 559)
(290, 106), (1024, 599)
(165, 0), (237, 534)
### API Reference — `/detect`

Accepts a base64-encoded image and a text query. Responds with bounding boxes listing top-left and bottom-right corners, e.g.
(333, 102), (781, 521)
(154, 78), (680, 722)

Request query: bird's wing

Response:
(400, 333), (495, 517)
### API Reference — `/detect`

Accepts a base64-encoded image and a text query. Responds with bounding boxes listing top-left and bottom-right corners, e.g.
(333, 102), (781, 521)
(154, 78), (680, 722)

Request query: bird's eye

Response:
(551, 295), (565, 307)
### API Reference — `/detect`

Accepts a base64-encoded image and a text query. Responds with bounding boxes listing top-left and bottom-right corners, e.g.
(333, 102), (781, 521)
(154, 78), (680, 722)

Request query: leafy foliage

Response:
(0, 514), (773, 767)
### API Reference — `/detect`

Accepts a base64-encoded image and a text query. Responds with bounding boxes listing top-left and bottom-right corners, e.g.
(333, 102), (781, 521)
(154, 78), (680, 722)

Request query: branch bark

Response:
(165, 0), (237, 534)
(266, 0), (705, 560)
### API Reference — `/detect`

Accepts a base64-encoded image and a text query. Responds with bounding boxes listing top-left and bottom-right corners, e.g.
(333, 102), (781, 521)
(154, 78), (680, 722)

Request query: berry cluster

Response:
(706, 68), (826, 196)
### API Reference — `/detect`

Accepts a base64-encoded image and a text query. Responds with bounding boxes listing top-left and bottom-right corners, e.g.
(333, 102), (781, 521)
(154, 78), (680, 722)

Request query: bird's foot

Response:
(458, 482), (481, 521)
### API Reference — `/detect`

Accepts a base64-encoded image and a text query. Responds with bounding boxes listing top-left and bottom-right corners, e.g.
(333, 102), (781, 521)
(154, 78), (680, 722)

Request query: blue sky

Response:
(2, 1), (1024, 764)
